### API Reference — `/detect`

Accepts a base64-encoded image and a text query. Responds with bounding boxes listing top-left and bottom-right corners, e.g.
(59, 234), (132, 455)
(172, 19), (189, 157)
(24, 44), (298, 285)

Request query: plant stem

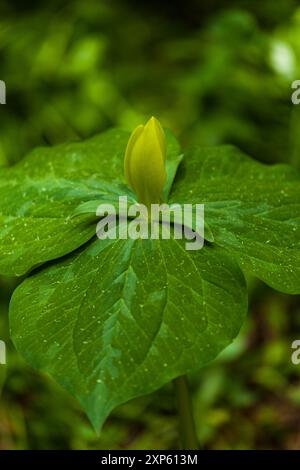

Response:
(173, 375), (198, 450)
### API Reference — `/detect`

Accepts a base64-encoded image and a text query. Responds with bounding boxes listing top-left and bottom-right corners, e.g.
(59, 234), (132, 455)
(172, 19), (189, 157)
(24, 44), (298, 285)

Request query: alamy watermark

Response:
(0, 80), (6, 104)
(0, 340), (6, 365)
(291, 80), (300, 105)
(291, 340), (300, 365)
(95, 197), (205, 251)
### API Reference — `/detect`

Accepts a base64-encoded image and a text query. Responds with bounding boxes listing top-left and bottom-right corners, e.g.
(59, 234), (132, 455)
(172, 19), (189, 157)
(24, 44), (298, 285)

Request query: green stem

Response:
(173, 375), (198, 450)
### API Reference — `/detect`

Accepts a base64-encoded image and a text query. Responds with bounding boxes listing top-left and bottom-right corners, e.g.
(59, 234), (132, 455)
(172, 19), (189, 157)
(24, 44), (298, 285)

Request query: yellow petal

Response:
(124, 117), (166, 208)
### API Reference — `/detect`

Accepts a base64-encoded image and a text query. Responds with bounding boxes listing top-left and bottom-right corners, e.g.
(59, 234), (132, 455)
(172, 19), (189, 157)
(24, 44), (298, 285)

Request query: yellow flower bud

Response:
(124, 116), (166, 208)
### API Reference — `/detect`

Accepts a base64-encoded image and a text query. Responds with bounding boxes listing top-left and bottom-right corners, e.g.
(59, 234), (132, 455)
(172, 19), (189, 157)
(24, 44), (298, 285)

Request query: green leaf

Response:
(0, 129), (182, 276)
(0, 129), (129, 276)
(10, 235), (247, 430)
(170, 145), (300, 294)
(7, 129), (300, 431)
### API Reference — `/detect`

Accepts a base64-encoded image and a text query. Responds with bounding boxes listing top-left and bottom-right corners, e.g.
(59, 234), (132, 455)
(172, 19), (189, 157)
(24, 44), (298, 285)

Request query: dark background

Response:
(0, 0), (300, 449)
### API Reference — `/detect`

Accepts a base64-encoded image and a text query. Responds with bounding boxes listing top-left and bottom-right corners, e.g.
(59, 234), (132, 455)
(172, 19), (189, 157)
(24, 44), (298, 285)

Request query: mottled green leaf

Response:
(0, 128), (182, 276)
(10, 235), (247, 430)
(7, 130), (300, 431)
(170, 145), (300, 294)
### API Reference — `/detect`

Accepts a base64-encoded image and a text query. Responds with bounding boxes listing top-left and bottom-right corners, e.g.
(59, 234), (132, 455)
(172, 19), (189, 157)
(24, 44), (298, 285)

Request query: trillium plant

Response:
(1, 117), (300, 449)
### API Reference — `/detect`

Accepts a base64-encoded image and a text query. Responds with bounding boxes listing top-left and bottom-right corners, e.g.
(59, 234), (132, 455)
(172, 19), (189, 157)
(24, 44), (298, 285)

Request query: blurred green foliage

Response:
(0, 0), (300, 449)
